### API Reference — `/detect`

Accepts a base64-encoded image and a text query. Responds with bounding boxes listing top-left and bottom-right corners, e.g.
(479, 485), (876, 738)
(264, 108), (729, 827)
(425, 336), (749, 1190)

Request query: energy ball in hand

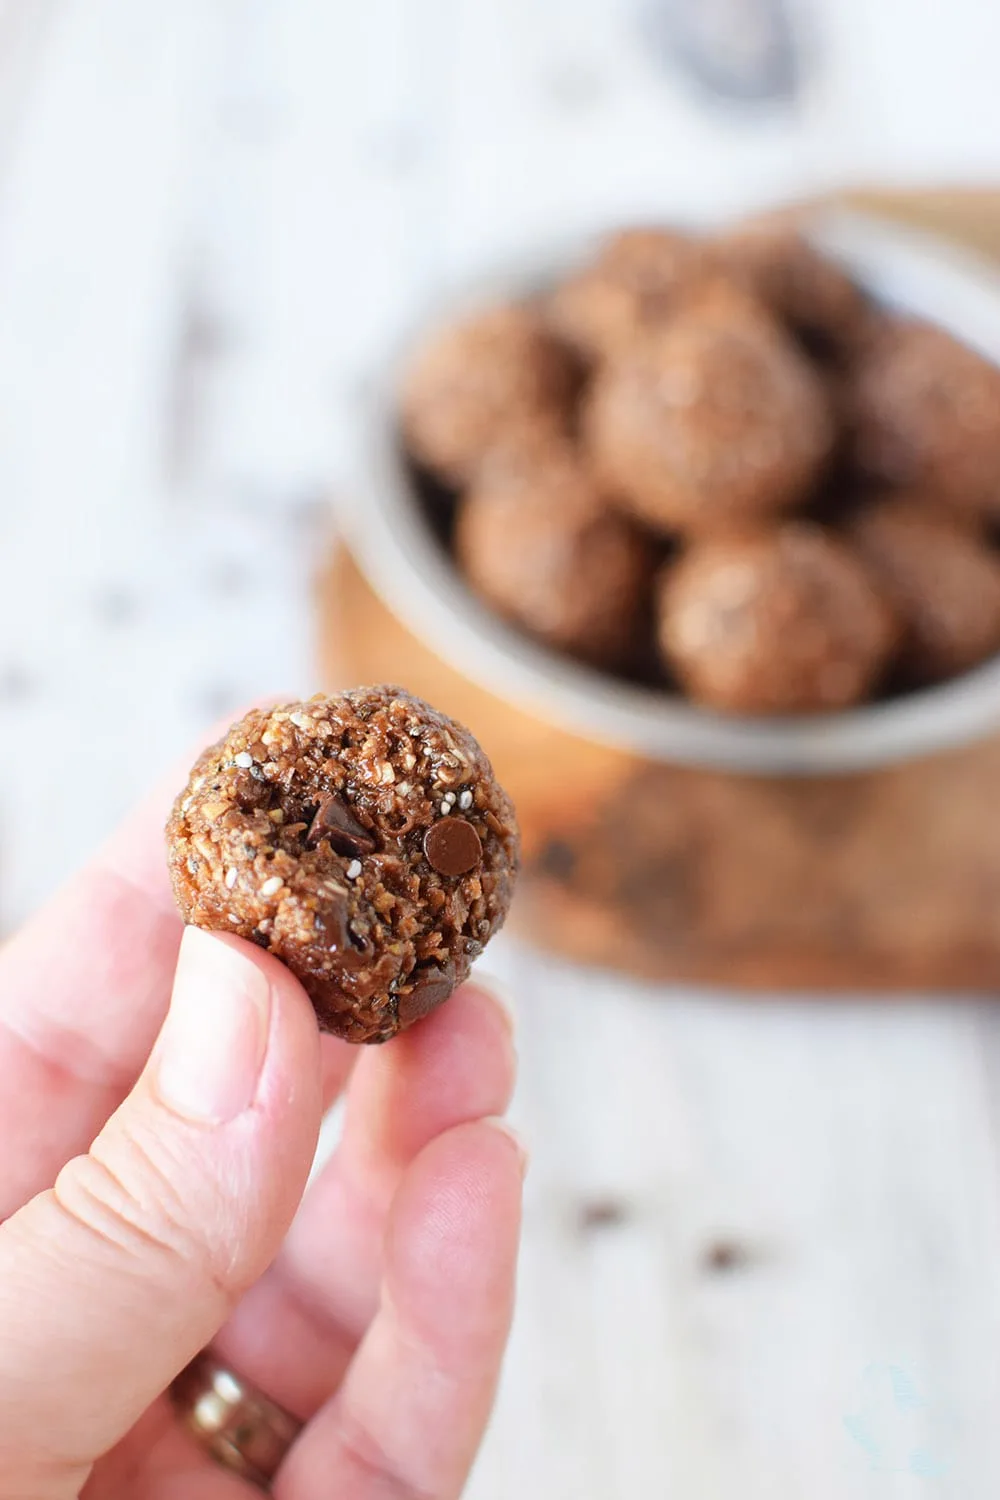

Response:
(455, 438), (656, 670)
(166, 688), (519, 1043)
(848, 317), (1000, 511)
(400, 303), (576, 486)
(849, 495), (1000, 683)
(657, 525), (898, 714)
(585, 317), (834, 536)
(713, 216), (868, 353)
(547, 226), (716, 363)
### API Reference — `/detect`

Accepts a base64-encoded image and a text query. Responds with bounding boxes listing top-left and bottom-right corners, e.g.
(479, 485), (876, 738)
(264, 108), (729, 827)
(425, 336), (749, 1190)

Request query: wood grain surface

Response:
(4, 3), (1000, 1494)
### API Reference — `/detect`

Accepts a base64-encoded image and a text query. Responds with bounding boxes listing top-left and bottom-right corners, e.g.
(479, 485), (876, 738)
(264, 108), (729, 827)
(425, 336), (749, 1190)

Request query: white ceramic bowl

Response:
(340, 212), (1000, 776)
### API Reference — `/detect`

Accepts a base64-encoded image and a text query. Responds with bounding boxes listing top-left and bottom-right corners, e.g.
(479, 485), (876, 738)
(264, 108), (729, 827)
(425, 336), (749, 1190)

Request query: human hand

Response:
(0, 760), (523, 1499)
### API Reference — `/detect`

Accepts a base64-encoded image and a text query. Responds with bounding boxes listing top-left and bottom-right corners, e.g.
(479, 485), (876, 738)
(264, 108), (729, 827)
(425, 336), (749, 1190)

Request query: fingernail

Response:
(467, 972), (517, 1040)
(482, 1115), (530, 1177)
(153, 928), (271, 1124)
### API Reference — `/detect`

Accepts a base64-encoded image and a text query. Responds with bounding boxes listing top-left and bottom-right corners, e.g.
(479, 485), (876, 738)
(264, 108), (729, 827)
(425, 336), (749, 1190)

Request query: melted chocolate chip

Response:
(306, 793), (377, 857)
(423, 816), (483, 876)
(313, 890), (350, 950)
(397, 963), (456, 1026)
(233, 770), (272, 812)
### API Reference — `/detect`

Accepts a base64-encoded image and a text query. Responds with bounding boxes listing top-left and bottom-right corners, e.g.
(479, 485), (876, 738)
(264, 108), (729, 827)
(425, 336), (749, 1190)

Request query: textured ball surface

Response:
(167, 688), (519, 1042)
(713, 217), (868, 350)
(848, 318), (1000, 510)
(850, 495), (1000, 682)
(585, 318), (834, 535)
(455, 440), (656, 669)
(400, 304), (576, 486)
(657, 525), (898, 713)
(547, 226), (716, 362)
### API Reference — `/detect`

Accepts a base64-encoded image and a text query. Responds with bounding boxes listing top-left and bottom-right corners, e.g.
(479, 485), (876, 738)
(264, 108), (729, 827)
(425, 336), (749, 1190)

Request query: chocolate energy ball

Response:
(455, 440), (656, 670)
(713, 217), (868, 352)
(166, 689), (519, 1043)
(657, 525), (898, 714)
(585, 317), (834, 536)
(848, 317), (1000, 511)
(666, 275), (785, 340)
(849, 496), (1000, 682)
(400, 304), (576, 487)
(547, 226), (717, 363)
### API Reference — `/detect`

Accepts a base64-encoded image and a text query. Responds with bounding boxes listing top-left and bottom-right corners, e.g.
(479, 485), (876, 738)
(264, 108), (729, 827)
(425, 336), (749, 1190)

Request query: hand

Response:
(0, 759), (524, 1499)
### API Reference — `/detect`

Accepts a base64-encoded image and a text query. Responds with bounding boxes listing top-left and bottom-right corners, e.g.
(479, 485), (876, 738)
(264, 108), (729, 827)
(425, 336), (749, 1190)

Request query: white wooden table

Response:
(4, 4), (1000, 1494)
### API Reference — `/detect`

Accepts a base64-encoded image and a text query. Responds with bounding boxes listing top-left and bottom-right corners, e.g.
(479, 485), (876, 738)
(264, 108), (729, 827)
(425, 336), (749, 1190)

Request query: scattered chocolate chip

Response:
(701, 1239), (752, 1274)
(397, 963), (456, 1026)
(578, 1198), (630, 1232)
(307, 793), (377, 856)
(424, 816), (483, 876)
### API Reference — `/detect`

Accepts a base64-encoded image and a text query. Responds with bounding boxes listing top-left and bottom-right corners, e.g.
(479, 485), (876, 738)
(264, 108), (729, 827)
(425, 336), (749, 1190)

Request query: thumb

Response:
(0, 927), (323, 1498)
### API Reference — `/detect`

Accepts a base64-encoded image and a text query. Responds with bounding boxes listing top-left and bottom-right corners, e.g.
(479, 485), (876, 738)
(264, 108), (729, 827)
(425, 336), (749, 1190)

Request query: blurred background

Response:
(5, 1), (1000, 1495)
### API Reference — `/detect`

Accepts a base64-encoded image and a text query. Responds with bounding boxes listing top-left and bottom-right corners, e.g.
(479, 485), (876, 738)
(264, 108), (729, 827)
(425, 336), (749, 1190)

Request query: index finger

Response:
(0, 776), (185, 1215)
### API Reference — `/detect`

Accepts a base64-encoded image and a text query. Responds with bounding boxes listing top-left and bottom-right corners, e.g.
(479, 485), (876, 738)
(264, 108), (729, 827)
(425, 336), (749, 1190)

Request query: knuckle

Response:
(331, 1403), (438, 1500)
(52, 1130), (230, 1296)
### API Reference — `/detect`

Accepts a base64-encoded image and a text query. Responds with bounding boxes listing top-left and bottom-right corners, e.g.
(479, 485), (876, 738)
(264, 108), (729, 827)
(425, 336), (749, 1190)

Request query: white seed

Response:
(225, 866), (238, 889)
(228, 913), (240, 923)
(396, 781), (411, 795)
(380, 762), (396, 784)
(459, 789), (473, 810)
(234, 751), (253, 768)
(402, 751), (416, 770)
(440, 800), (452, 815)
(289, 712), (313, 729)
(260, 875), (283, 896)
(346, 859), (362, 880)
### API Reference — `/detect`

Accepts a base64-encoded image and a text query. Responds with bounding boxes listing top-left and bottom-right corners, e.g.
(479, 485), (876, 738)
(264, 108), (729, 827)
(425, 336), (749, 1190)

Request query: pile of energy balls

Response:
(399, 215), (1000, 716)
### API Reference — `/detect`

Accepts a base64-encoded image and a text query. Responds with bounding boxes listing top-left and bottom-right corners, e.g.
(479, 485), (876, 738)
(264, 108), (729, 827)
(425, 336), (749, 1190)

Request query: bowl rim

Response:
(338, 209), (1000, 776)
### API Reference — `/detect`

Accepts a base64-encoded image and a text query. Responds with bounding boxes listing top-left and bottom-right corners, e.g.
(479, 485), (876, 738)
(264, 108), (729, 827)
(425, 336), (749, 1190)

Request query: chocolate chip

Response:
(423, 816), (483, 876)
(233, 771), (272, 812)
(314, 890), (350, 950)
(397, 963), (455, 1025)
(307, 793), (376, 856)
